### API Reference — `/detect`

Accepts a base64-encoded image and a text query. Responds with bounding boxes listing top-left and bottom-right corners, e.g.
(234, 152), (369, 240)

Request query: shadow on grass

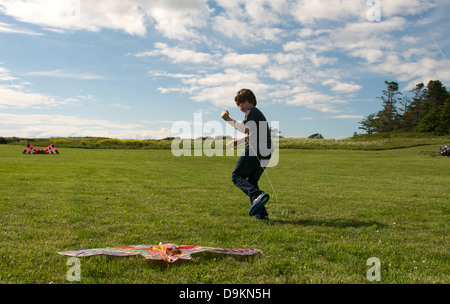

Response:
(142, 252), (261, 268)
(95, 251), (260, 268)
(272, 217), (387, 229)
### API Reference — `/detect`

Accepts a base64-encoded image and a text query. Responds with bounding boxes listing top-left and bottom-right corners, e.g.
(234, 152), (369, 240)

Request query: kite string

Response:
(262, 167), (278, 212)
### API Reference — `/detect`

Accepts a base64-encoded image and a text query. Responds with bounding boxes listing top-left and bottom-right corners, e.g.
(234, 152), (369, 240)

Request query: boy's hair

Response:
(235, 88), (257, 106)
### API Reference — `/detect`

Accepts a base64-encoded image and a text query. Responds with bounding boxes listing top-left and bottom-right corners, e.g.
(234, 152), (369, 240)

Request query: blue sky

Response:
(0, 0), (449, 139)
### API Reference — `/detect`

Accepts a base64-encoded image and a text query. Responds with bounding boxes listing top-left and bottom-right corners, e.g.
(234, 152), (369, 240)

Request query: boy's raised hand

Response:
(221, 110), (230, 121)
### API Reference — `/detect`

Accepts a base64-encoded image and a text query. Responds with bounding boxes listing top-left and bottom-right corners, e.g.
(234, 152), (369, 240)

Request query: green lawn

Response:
(0, 144), (448, 283)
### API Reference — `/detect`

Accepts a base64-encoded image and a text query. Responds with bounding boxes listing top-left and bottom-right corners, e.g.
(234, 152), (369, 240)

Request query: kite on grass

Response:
(23, 143), (59, 154)
(58, 243), (261, 263)
(23, 143), (40, 154)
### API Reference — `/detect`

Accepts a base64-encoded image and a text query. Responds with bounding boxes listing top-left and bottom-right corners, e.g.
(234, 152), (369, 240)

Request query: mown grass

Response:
(0, 143), (448, 284)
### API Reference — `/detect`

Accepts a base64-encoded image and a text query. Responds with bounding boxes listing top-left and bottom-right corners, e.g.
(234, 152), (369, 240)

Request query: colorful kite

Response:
(23, 143), (40, 154)
(58, 243), (261, 263)
(23, 143), (59, 154)
(42, 143), (59, 154)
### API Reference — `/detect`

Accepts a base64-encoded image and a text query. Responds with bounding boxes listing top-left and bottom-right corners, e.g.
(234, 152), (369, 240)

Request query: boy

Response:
(221, 89), (272, 220)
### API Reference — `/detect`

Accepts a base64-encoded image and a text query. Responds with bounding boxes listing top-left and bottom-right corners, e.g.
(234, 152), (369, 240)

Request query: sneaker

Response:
(249, 192), (270, 216)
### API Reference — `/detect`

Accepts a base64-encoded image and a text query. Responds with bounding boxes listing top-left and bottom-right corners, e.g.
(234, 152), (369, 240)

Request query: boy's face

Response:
(237, 101), (254, 113)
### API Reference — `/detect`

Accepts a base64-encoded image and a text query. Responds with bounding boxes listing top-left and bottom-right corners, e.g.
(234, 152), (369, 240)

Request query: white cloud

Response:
(283, 86), (345, 113)
(0, 66), (17, 81)
(330, 17), (407, 55)
(290, 0), (436, 25)
(42, 27), (66, 34)
(0, 85), (66, 109)
(212, 14), (256, 41)
(221, 53), (269, 69)
(0, 113), (137, 128)
(183, 69), (259, 87)
(157, 68), (270, 107)
(381, 0), (437, 17)
(322, 79), (362, 93)
(0, 112), (172, 139)
(370, 56), (450, 89)
(309, 53), (337, 67)
(148, 71), (195, 79)
(343, 17), (408, 35)
(242, 0), (284, 25)
(350, 48), (384, 64)
(292, 0), (366, 24)
(135, 43), (213, 64)
(0, 64), (97, 109)
(142, 0), (210, 40)
(109, 104), (131, 109)
(26, 69), (104, 80)
(212, 0), (286, 43)
(0, 21), (44, 35)
(0, 0), (210, 39)
(283, 41), (307, 52)
(265, 65), (295, 81)
(0, 0), (128, 33)
(329, 114), (364, 119)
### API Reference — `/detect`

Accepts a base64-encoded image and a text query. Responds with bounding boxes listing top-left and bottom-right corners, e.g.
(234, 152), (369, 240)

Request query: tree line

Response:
(359, 80), (450, 135)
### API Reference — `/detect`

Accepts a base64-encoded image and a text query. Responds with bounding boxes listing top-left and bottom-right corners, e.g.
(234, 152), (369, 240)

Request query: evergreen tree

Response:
(358, 113), (376, 134)
(436, 97), (450, 135)
(373, 81), (402, 133)
(418, 108), (440, 133)
(418, 80), (449, 133)
(401, 82), (425, 131)
(424, 80), (448, 112)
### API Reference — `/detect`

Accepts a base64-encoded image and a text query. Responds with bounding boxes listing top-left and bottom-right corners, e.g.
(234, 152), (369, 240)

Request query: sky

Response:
(0, 0), (449, 140)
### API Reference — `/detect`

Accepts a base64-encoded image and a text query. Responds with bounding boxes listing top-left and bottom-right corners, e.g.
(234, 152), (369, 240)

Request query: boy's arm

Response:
(221, 110), (249, 133)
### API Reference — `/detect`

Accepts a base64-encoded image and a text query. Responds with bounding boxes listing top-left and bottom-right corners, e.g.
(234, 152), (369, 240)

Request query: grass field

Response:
(0, 144), (448, 284)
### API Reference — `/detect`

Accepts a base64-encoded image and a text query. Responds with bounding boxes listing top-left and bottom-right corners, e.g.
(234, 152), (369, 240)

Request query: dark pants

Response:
(231, 154), (268, 216)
